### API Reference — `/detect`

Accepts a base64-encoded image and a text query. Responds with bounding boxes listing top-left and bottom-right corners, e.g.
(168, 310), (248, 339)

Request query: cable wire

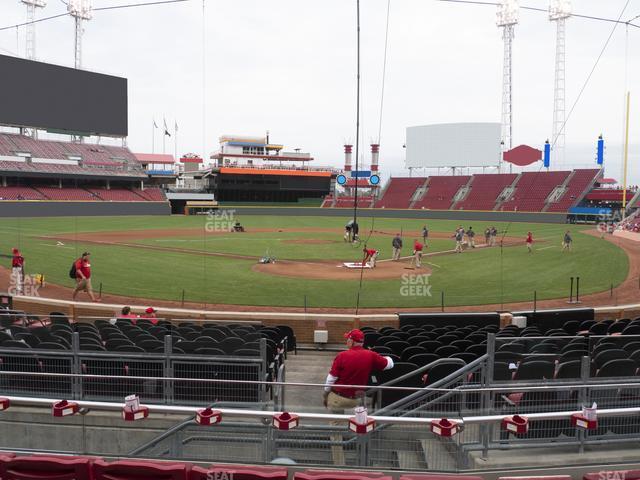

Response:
(377, 0), (391, 145)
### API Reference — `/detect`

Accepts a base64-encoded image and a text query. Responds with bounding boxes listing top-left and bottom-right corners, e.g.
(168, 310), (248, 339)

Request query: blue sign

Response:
(597, 136), (604, 165)
(543, 141), (551, 168)
(350, 170), (372, 178)
(369, 175), (380, 185)
(336, 174), (347, 185)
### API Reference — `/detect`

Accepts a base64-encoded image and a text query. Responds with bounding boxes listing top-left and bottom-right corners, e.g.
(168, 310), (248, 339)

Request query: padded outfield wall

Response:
(0, 201), (170, 217)
(228, 206), (569, 224)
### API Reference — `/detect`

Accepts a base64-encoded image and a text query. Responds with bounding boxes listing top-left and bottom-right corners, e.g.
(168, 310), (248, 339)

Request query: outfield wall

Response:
(228, 206), (569, 224)
(0, 201), (170, 217)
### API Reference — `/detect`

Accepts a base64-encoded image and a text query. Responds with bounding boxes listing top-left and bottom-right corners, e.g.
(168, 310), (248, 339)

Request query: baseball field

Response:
(0, 213), (631, 310)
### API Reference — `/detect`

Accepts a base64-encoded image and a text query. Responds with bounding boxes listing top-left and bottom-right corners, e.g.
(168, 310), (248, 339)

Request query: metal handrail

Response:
(4, 394), (640, 425)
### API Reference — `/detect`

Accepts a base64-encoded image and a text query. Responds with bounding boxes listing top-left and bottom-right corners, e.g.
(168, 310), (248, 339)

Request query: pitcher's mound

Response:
(252, 260), (431, 280)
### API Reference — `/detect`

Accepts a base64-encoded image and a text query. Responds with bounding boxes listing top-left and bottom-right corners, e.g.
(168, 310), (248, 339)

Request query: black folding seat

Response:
(450, 352), (476, 363)
(593, 349), (628, 370)
(407, 335), (432, 346)
(390, 331), (410, 341)
(219, 337), (244, 354)
(578, 320), (596, 331)
(423, 361), (464, 385)
(375, 335), (397, 346)
(513, 360), (555, 380)
(371, 345), (392, 355)
(494, 350), (521, 363)
(400, 346), (426, 362)
(529, 342), (558, 354)
(623, 325), (640, 335)
(195, 347), (226, 356)
(438, 335), (457, 345)
(363, 332), (381, 348)
(174, 340), (199, 354)
(466, 344), (487, 356)
(14, 333), (39, 348)
(493, 362), (512, 381)
(36, 341), (67, 350)
(434, 345), (459, 357)
(385, 340), (411, 356)
(498, 342), (525, 353)
(138, 339), (165, 352)
(608, 322), (627, 334)
(49, 312), (70, 325)
(114, 345), (145, 353)
(555, 360), (581, 379)
(407, 353), (439, 366)
(450, 340), (473, 351)
(235, 348), (260, 357)
(379, 326), (397, 335)
(589, 323), (609, 335)
(417, 340), (442, 353)
(78, 343), (105, 351)
(559, 350), (587, 363)
(373, 362), (420, 407)
(105, 338), (134, 351)
(2, 340), (29, 349)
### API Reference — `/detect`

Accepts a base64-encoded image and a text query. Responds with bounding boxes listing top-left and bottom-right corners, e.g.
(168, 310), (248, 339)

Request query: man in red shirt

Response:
(72, 252), (98, 302)
(526, 231), (533, 253)
(361, 247), (379, 268)
(10, 248), (24, 294)
(323, 329), (393, 464)
(413, 240), (424, 268)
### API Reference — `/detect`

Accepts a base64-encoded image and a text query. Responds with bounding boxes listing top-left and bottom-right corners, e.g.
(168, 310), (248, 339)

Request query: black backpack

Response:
(69, 260), (77, 279)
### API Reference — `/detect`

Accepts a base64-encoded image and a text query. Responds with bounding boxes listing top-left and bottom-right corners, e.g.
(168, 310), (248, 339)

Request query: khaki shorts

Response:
(76, 278), (93, 292)
(327, 391), (359, 414)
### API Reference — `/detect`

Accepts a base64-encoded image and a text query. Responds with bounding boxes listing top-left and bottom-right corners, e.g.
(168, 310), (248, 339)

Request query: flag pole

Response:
(174, 121), (178, 161)
(622, 91), (631, 218)
(163, 118), (166, 155)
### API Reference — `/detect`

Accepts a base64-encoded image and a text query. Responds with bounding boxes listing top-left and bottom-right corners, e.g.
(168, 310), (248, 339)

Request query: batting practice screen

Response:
(0, 54), (128, 137)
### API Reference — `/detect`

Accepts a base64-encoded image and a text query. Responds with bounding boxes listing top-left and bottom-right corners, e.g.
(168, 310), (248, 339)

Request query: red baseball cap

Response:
(145, 307), (156, 314)
(11, 248), (19, 254)
(344, 329), (365, 343)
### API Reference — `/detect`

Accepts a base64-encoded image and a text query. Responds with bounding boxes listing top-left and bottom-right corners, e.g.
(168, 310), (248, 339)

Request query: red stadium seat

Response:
(92, 459), (188, 480)
(400, 476), (485, 480)
(0, 455), (92, 480)
(294, 470), (392, 480)
(498, 477), (572, 480)
(584, 471), (640, 480)
(191, 464), (288, 480)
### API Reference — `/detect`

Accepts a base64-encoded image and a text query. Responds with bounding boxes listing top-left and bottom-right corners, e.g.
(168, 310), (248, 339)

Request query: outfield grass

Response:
(0, 215), (628, 308)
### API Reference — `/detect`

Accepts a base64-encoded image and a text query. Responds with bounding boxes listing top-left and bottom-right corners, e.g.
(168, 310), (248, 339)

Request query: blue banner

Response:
(543, 141), (551, 168)
(597, 136), (604, 165)
(350, 170), (372, 178)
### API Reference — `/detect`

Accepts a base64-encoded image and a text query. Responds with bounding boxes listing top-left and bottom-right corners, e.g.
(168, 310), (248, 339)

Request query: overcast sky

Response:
(0, 0), (638, 182)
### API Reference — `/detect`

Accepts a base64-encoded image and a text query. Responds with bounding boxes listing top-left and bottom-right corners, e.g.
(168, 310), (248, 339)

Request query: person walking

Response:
(526, 231), (533, 253)
(323, 329), (394, 465)
(490, 226), (498, 247)
(413, 239), (424, 267)
(466, 226), (476, 248)
(454, 228), (464, 253)
(421, 225), (429, 246)
(484, 227), (491, 245)
(72, 252), (99, 302)
(10, 248), (24, 294)
(391, 233), (403, 261)
(562, 231), (573, 252)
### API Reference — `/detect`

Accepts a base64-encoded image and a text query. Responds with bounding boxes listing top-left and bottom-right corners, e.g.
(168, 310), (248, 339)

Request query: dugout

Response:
(165, 192), (216, 215)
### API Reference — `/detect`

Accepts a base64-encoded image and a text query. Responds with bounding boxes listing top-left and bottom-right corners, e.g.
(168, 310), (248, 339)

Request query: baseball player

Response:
(454, 228), (464, 253)
(526, 231), (533, 253)
(562, 231), (573, 252)
(10, 248), (24, 294)
(466, 226), (476, 248)
(413, 240), (424, 268)
(421, 225), (429, 246)
(484, 227), (491, 245)
(391, 233), (403, 261)
(362, 247), (379, 268)
(490, 226), (498, 246)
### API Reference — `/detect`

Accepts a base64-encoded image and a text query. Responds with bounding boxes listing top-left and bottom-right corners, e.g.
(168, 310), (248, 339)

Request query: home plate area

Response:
(341, 262), (373, 269)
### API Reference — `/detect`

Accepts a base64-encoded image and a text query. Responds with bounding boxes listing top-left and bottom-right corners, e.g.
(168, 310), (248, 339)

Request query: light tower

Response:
(496, 0), (519, 152)
(549, 0), (571, 163)
(22, 0), (47, 60)
(67, 0), (92, 69)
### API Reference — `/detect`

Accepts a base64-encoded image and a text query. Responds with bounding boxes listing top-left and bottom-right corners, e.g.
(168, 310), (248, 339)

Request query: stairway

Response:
(282, 350), (336, 414)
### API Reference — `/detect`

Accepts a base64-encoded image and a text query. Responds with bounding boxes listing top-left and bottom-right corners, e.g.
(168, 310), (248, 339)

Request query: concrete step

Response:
(397, 449), (427, 470)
